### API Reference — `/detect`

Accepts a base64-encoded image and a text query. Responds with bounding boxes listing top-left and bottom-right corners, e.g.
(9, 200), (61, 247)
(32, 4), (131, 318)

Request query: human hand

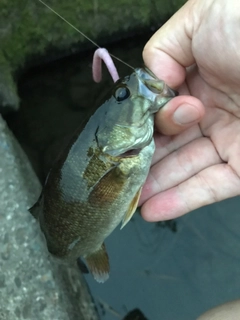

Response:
(139, 0), (240, 221)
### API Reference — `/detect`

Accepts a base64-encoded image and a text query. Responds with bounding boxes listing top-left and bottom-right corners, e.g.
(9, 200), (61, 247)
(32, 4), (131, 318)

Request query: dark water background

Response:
(6, 33), (240, 320)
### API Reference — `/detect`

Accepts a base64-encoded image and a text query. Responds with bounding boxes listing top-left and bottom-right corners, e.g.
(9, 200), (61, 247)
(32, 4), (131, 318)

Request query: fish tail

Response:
(85, 243), (110, 283)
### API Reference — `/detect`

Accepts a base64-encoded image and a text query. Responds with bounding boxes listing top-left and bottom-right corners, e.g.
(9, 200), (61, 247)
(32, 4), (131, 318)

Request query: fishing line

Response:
(37, 0), (135, 70)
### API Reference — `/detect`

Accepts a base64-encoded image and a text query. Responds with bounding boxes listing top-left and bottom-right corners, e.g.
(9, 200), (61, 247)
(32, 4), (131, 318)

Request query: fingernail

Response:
(173, 104), (200, 125)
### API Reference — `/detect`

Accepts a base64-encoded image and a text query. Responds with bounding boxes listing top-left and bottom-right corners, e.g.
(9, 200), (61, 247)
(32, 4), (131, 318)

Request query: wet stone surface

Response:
(0, 116), (99, 320)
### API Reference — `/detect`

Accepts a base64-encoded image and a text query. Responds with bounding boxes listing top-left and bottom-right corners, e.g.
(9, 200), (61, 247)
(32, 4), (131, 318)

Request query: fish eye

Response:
(114, 86), (130, 102)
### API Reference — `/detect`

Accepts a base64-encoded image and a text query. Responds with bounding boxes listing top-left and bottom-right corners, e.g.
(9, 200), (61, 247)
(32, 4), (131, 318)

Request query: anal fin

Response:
(121, 187), (142, 229)
(85, 243), (110, 283)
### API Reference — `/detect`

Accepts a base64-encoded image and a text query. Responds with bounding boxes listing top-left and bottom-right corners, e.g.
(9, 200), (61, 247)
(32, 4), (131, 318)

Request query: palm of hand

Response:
(140, 52), (240, 221)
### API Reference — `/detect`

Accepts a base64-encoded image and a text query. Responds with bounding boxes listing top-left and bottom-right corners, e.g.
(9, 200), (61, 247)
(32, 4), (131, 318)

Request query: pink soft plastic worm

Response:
(92, 48), (120, 83)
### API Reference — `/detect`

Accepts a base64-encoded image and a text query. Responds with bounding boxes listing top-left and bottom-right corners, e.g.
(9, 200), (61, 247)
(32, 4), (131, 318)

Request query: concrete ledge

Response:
(0, 115), (99, 320)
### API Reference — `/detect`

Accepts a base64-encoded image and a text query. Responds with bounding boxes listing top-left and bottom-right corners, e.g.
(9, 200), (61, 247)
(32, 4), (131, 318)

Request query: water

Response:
(85, 197), (240, 319)
(6, 33), (240, 320)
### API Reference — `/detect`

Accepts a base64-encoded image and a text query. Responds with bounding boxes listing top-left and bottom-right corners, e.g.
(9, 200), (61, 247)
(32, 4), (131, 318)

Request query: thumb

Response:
(154, 95), (205, 135)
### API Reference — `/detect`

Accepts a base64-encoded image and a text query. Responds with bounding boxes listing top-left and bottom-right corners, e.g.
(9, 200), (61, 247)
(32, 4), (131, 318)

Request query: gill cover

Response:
(96, 67), (177, 157)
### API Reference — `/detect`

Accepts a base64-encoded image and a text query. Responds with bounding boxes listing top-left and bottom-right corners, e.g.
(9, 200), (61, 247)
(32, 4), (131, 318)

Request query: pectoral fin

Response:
(88, 165), (125, 207)
(121, 187), (142, 229)
(85, 243), (110, 283)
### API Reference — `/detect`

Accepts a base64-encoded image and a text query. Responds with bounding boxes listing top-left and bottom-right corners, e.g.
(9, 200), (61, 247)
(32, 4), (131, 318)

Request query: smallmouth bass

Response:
(30, 67), (176, 282)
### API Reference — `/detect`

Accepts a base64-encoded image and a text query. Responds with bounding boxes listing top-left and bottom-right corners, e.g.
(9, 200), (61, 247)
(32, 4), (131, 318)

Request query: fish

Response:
(32, 0), (177, 283)
(30, 66), (176, 283)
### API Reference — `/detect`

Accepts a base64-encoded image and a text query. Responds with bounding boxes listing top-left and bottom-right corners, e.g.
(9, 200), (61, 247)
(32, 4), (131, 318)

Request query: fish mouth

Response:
(136, 67), (178, 111)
